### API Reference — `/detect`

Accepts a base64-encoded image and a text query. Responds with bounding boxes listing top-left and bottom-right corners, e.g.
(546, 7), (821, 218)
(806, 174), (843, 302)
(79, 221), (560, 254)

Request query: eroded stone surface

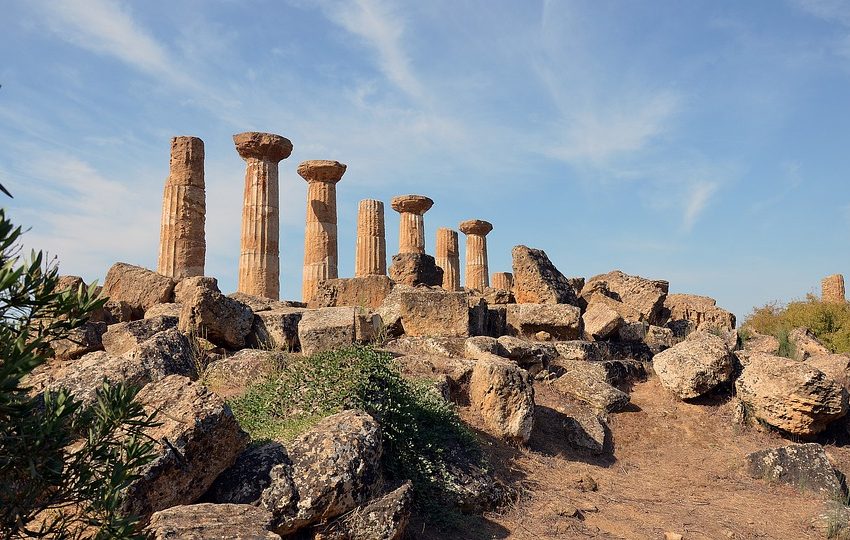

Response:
(822, 274), (846, 304)
(388, 253), (443, 287)
(102, 263), (176, 320)
(179, 288), (253, 349)
(310, 275), (393, 310)
(511, 245), (578, 305)
(316, 482), (413, 540)
(102, 315), (178, 356)
(662, 293), (736, 332)
(653, 332), (735, 399)
(581, 270), (668, 326)
(469, 354), (535, 443)
(505, 303), (581, 341)
(745, 443), (842, 495)
(378, 286), (469, 338)
(146, 503), (279, 540)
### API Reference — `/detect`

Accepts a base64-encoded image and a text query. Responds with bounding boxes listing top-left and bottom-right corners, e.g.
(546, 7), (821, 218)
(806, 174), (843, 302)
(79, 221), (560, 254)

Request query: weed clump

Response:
(230, 346), (483, 514)
(745, 295), (850, 354)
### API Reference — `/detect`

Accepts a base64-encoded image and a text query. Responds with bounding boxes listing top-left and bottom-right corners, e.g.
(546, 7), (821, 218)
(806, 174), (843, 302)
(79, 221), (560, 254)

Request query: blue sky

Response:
(1, 0), (849, 318)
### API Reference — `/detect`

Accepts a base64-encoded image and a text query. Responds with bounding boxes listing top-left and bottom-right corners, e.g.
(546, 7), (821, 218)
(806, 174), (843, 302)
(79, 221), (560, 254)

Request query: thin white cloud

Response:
(682, 181), (720, 231)
(791, 0), (850, 26)
(318, 0), (424, 100)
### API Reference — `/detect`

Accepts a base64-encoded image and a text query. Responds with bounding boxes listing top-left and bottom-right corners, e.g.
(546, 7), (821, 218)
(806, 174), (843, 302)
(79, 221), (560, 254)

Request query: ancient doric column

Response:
(234, 132), (293, 300)
(299, 160), (347, 303)
(459, 219), (493, 291)
(492, 272), (513, 292)
(355, 199), (386, 277)
(435, 228), (460, 291)
(822, 274), (846, 303)
(390, 195), (433, 254)
(158, 136), (205, 278)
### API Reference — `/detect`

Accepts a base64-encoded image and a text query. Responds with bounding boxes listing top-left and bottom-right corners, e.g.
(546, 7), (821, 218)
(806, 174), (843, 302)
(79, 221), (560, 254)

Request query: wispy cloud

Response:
(682, 181), (720, 231)
(318, 0), (424, 100)
(791, 0), (850, 26)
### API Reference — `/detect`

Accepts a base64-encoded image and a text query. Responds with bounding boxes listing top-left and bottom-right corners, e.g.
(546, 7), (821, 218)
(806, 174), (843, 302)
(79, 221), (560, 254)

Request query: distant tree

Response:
(0, 207), (159, 539)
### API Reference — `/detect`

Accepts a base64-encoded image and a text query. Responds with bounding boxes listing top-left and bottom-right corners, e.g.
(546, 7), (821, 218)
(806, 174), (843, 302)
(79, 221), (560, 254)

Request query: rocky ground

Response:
(27, 245), (850, 539)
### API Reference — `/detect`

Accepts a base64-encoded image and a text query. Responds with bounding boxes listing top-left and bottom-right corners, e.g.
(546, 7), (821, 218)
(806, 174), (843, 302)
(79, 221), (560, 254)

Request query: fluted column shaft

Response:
(399, 213), (425, 254)
(492, 272), (513, 291)
(303, 181), (338, 302)
(239, 158), (280, 299)
(234, 131), (292, 300)
(465, 234), (489, 290)
(355, 199), (386, 277)
(158, 136), (205, 278)
(435, 228), (460, 291)
(822, 274), (846, 303)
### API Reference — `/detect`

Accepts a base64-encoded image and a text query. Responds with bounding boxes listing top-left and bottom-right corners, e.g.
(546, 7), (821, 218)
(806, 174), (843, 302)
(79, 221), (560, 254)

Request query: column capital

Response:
(233, 132), (293, 162)
(391, 194), (433, 215)
(297, 160), (347, 183)
(459, 219), (493, 236)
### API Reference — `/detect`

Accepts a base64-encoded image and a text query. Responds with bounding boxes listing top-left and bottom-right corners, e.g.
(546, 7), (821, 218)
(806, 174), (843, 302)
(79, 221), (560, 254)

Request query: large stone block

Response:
(662, 293), (736, 332)
(653, 332), (734, 399)
(101, 315), (178, 356)
(745, 443), (843, 495)
(736, 352), (848, 436)
(179, 288), (254, 349)
(511, 245), (578, 305)
(101, 262), (176, 320)
(249, 308), (305, 351)
(146, 504), (279, 540)
(378, 286), (470, 338)
(388, 253), (443, 287)
(505, 303), (581, 340)
(298, 307), (378, 356)
(309, 275), (394, 310)
(469, 354), (534, 443)
(581, 270), (668, 326)
(123, 375), (249, 519)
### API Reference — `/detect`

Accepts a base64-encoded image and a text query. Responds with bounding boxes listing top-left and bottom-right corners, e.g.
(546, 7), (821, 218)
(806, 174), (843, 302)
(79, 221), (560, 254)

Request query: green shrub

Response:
(230, 346), (482, 514)
(745, 294), (850, 354)
(0, 208), (159, 538)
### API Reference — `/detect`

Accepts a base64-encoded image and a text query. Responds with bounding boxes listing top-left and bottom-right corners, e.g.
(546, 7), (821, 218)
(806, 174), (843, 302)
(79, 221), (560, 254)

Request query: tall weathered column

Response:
(492, 272), (513, 292)
(390, 195), (433, 254)
(299, 160), (347, 303)
(822, 274), (846, 303)
(157, 136), (205, 278)
(355, 199), (386, 277)
(459, 219), (493, 291)
(435, 228), (460, 291)
(234, 132), (292, 300)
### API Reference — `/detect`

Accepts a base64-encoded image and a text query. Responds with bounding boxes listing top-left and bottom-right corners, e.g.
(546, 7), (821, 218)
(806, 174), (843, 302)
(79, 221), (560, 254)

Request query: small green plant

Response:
(776, 327), (795, 359)
(0, 208), (159, 538)
(230, 346), (482, 517)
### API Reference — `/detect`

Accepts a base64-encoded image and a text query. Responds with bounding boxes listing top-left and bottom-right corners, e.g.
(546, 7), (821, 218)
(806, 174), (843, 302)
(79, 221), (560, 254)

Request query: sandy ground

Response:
(414, 374), (842, 540)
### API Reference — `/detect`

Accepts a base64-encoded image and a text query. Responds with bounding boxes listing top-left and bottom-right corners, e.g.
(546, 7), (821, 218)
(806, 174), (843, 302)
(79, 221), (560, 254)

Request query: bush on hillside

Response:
(0, 208), (159, 539)
(744, 294), (850, 354)
(230, 346), (484, 514)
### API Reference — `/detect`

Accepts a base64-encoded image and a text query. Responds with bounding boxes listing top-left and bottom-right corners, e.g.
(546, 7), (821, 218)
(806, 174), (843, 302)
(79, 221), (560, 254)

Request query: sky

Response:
(1, 0), (849, 318)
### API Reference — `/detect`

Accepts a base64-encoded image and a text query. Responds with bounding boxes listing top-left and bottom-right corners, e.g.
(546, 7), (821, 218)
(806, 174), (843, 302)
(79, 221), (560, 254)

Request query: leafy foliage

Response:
(745, 294), (850, 354)
(230, 346), (482, 513)
(0, 208), (159, 539)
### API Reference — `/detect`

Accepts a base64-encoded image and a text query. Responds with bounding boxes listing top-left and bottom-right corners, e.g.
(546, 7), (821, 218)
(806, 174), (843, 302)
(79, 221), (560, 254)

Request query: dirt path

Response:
(449, 375), (836, 540)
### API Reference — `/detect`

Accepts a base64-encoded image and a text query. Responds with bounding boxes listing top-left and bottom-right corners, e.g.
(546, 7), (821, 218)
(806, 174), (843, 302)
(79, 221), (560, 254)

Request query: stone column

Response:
(158, 136), (205, 278)
(492, 272), (513, 291)
(299, 160), (347, 303)
(234, 132), (293, 300)
(355, 199), (386, 277)
(822, 274), (846, 303)
(459, 219), (493, 291)
(435, 228), (460, 291)
(390, 195), (433, 254)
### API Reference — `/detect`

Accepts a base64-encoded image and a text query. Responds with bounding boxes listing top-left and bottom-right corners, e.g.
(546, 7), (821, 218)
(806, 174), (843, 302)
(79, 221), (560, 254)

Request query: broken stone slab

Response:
(552, 362), (630, 413)
(144, 303), (182, 319)
(742, 329), (780, 354)
(563, 409), (609, 455)
(101, 315), (178, 356)
(123, 375), (249, 519)
(204, 441), (289, 505)
(249, 307), (305, 351)
(469, 354), (535, 443)
(464, 336), (507, 359)
(378, 286), (470, 338)
(511, 245), (579, 305)
(745, 443), (843, 495)
(388, 253), (443, 287)
(260, 410), (383, 536)
(581, 270), (668, 326)
(297, 307), (378, 356)
(384, 335), (466, 358)
(226, 292), (305, 313)
(652, 332), (735, 399)
(807, 354), (850, 390)
(49, 320), (107, 360)
(661, 293), (736, 332)
(789, 327), (832, 360)
(146, 503), (280, 540)
(309, 275), (394, 310)
(174, 275), (220, 304)
(126, 327), (194, 379)
(179, 288), (254, 349)
(315, 482), (413, 540)
(582, 300), (623, 340)
(101, 262), (177, 320)
(736, 352), (848, 436)
(496, 335), (557, 376)
(505, 303), (582, 341)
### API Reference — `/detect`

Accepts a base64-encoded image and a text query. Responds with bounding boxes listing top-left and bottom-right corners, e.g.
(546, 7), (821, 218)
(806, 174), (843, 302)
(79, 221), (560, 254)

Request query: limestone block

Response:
(505, 303), (582, 340)
(377, 286), (470, 338)
(511, 245), (578, 305)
